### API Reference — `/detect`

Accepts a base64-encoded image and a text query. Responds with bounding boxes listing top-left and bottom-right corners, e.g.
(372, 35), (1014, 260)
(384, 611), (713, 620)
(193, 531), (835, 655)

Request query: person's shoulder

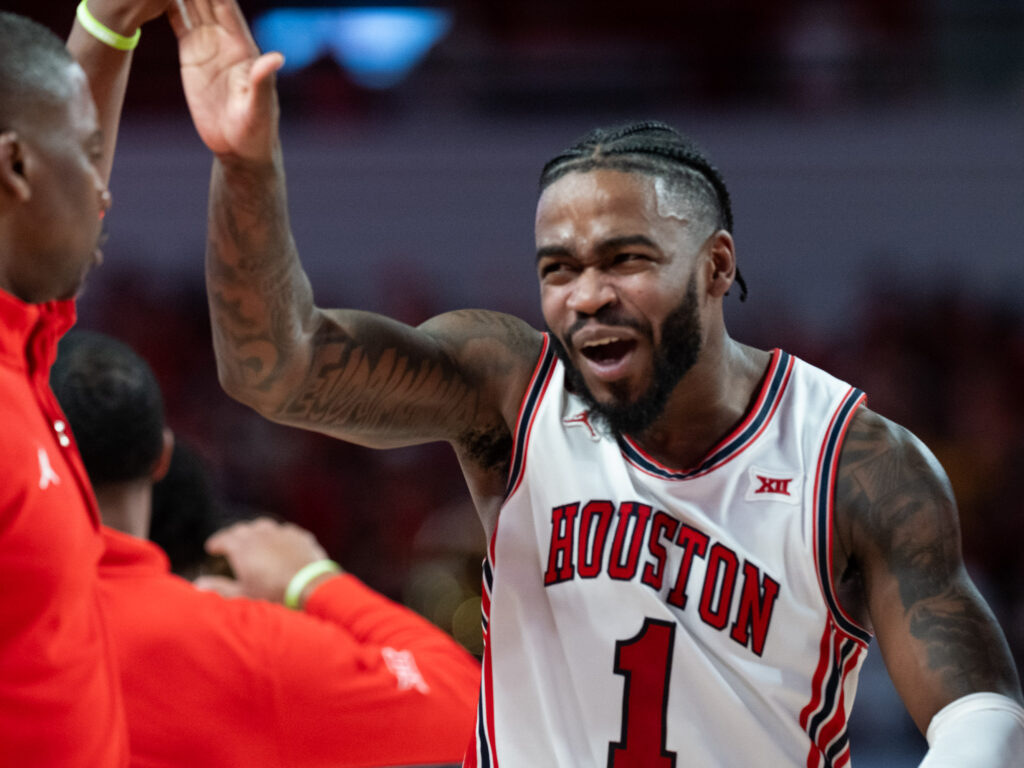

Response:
(419, 310), (542, 360)
(418, 309), (545, 390)
(841, 406), (947, 481)
(835, 405), (957, 550)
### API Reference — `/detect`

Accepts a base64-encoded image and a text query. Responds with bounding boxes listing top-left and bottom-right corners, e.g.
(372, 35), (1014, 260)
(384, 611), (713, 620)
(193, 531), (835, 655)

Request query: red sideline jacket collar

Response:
(0, 285), (77, 378)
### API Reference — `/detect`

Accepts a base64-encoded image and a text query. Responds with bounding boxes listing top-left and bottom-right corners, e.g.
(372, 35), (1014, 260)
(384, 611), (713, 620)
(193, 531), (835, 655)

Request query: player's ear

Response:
(0, 131), (31, 204)
(151, 428), (175, 483)
(705, 229), (736, 299)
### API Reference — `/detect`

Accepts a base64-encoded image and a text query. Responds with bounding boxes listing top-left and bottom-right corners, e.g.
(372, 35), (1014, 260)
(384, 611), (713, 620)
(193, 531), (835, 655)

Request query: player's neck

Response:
(630, 336), (771, 471)
(94, 481), (153, 540)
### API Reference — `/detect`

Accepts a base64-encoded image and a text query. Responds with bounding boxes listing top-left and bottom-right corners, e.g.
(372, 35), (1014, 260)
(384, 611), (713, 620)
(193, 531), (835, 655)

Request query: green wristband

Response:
(76, 0), (141, 51)
(284, 559), (341, 609)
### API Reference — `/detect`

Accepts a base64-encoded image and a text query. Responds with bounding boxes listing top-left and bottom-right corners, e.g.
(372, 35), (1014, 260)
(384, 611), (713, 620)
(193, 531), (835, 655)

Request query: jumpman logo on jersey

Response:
(563, 410), (601, 442)
(37, 446), (61, 490)
(381, 647), (430, 694)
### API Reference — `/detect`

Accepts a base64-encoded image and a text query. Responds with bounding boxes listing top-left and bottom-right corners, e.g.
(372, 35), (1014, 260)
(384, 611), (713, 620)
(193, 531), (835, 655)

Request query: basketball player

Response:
(168, 0), (1024, 764)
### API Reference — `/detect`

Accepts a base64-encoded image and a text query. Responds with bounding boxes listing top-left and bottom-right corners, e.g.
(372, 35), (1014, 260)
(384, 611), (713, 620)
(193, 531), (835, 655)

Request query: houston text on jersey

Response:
(542, 499), (782, 656)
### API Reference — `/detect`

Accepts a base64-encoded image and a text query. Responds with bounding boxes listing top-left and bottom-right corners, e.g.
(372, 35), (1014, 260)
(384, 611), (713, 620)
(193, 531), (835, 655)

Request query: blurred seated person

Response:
(149, 438), (236, 579)
(50, 329), (479, 768)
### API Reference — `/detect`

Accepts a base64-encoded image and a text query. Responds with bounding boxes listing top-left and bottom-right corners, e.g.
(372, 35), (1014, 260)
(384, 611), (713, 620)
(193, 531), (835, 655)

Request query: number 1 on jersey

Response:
(608, 618), (678, 768)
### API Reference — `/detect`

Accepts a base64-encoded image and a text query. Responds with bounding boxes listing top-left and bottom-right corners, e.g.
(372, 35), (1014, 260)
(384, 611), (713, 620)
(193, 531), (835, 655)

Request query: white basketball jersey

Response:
(467, 339), (872, 768)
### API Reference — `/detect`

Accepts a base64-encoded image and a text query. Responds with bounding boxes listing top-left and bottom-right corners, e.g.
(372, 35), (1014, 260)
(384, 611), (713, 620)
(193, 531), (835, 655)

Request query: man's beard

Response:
(548, 277), (702, 438)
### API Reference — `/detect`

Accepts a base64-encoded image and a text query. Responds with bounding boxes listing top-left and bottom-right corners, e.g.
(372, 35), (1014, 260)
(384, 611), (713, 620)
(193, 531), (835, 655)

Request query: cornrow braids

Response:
(51, 330), (165, 486)
(540, 120), (747, 301)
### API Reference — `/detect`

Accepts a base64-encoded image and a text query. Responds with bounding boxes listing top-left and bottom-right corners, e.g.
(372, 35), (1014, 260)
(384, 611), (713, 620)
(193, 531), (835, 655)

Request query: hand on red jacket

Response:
(194, 517), (340, 605)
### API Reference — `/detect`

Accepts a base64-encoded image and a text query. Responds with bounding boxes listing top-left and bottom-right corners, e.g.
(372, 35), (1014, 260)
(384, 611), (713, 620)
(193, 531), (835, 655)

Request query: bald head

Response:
(0, 11), (79, 133)
(0, 11), (109, 305)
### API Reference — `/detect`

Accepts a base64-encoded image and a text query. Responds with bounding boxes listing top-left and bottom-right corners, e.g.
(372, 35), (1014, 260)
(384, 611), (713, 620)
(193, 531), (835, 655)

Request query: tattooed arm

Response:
(171, 0), (541, 451)
(833, 406), (1022, 735)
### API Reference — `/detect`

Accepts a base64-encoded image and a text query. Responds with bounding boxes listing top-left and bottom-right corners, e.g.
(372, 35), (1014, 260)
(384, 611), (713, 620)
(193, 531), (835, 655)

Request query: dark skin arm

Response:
(67, 0), (171, 184)
(170, 0), (540, 532)
(206, 158), (536, 450)
(832, 406), (1022, 735)
(205, 151), (539, 451)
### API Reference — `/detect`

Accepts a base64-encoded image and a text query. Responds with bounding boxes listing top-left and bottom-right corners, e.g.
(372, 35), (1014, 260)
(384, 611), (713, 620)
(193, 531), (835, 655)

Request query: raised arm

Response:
(169, 0), (539, 454)
(834, 406), (1024, 764)
(66, 0), (170, 184)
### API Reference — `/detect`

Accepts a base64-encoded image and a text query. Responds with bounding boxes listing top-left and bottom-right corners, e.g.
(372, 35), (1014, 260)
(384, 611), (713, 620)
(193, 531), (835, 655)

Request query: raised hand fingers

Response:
(166, 0), (212, 37)
(166, 0), (191, 37)
(189, 0), (217, 26)
(167, 0), (219, 37)
(203, 517), (264, 556)
(250, 51), (285, 86)
(210, 0), (262, 51)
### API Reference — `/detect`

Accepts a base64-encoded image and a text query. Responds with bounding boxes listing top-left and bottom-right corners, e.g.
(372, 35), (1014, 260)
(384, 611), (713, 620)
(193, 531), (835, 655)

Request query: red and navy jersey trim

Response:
(618, 349), (794, 481)
(468, 543), (499, 768)
(800, 621), (865, 768)
(480, 558), (493, 635)
(813, 386), (871, 644)
(503, 336), (557, 500)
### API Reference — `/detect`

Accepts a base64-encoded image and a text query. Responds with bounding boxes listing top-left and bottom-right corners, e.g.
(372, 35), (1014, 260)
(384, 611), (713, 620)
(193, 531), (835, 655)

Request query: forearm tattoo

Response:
(207, 157), (309, 395)
(207, 160), (536, 449)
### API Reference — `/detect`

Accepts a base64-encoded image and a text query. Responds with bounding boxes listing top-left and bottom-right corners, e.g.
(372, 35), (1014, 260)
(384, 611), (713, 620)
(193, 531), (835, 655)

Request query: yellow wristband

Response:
(284, 559), (341, 609)
(75, 0), (141, 51)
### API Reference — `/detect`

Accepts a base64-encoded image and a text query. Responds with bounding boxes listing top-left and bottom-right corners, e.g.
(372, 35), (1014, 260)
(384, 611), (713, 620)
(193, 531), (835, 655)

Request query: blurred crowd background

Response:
(20, 0), (1024, 763)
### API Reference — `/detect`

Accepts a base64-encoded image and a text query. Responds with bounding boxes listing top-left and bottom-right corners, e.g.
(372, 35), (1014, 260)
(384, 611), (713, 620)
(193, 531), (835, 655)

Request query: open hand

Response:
(168, 0), (284, 160)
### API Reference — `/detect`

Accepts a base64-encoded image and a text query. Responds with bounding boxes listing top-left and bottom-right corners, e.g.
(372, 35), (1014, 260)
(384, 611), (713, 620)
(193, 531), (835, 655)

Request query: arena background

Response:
(20, 1), (1024, 764)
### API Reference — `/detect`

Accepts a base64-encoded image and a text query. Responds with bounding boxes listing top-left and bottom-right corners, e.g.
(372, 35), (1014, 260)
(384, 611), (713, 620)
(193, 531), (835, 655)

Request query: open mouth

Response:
(580, 338), (637, 366)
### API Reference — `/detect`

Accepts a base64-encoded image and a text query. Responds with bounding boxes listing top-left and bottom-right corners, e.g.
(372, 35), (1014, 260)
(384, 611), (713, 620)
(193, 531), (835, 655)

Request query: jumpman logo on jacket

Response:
(381, 647), (430, 694)
(37, 446), (61, 490)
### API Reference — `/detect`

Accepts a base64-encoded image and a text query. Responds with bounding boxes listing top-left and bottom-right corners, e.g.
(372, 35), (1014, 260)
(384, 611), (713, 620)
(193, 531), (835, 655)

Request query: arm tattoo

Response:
(837, 412), (1016, 698)
(207, 155), (313, 396)
(207, 157), (539, 451)
(281, 320), (483, 438)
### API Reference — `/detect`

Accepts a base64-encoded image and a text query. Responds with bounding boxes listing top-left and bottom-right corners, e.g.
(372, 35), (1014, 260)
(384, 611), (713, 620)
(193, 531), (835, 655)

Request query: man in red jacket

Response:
(0, 2), (167, 764)
(51, 329), (480, 768)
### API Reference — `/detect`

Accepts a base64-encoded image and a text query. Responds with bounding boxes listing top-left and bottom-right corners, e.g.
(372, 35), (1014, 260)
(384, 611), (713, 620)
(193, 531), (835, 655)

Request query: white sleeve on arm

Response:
(918, 692), (1024, 767)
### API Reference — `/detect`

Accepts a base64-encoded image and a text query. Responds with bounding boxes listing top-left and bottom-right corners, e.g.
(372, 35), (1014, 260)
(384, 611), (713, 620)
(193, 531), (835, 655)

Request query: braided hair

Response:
(51, 330), (165, 485)
(540, 121), (747, 300)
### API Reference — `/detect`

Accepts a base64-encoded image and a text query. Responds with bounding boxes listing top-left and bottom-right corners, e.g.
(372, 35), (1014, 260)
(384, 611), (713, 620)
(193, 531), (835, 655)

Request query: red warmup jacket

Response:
(97, 526), (480, 768)
(0, 289), (129, 768)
